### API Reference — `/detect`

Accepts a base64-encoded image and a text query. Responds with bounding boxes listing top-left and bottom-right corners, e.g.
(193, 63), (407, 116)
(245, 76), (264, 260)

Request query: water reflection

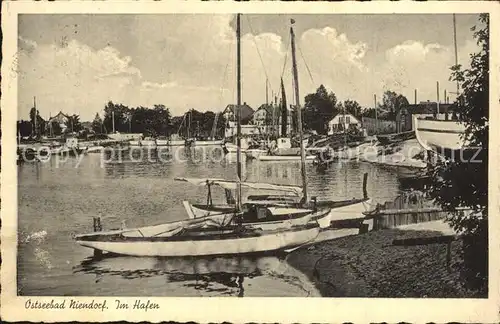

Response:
(73, 253), (304, 297)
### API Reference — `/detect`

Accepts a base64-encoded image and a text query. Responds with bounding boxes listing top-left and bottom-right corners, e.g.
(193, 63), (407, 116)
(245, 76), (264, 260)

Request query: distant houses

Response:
(222, 102), (294, 138)
(47, 111), (70, 134)
(327, 113), (360, 135)
(361, 101), (458, 135)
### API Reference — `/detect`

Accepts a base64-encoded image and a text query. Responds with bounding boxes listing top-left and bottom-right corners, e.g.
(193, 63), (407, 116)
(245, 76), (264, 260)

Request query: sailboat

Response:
(258, 79), (315, 162)
(182, 19), (373, 228)
(73, 14), (321, 258)
(414, 14), (470, 159)
(192, 112), (224, 146)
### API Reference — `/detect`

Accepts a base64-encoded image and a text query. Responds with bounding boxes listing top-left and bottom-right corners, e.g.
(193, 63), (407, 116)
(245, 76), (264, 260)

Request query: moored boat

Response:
(223, 140), (249, 154)
(245, 148), (268, 159)
(258, 154), (316, 162)
(414, 117), (469, 158)
(376, 130), (416, 146)
(74, 222), (320, 257)
(193, 139), (224, 146)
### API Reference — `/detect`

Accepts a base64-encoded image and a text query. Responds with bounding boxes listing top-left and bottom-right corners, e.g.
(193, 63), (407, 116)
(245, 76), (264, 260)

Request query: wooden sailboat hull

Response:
(75, 224), (320, 257)
(415, 118), (467, 152)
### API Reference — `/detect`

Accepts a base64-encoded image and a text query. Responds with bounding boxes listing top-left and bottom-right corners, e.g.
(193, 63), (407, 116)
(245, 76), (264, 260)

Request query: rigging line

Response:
(281, 35), (291, 79)
(245, 15), (274, 96)
(218, 45), (232, 105)
(298, 45), (315, 84)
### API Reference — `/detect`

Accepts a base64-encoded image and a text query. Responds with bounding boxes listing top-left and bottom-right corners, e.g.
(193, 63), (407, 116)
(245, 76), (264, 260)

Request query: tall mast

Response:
(374, 94), (377, 135)
(265, 79), (269, 106)
(290, 19), (308, 203)
(211, 112), (219, 139)
(33, 96), (37, 137)
(236, 13), (242, 212)
(112, 110), (115, 133)
(453, 14), (460, 101)
(436, 81), (440, 114)
(188, 110), (191, 138)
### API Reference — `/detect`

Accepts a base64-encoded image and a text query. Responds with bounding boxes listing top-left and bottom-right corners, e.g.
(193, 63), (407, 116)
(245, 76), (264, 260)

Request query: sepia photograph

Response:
(2, 1), (499, 323)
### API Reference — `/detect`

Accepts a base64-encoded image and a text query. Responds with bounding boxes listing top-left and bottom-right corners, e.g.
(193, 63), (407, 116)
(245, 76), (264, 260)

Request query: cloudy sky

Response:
(18, 14), (482, 121)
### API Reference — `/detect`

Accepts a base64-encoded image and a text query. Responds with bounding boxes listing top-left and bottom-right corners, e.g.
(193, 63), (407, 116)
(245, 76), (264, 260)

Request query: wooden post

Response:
(93, 217), (103, 258)
(446, 241), (452, 273)
(362, 172), (368, 199)
(374, 94), (378, 135)
(358, 222), (369, 234)
(436, 81), (440, 115)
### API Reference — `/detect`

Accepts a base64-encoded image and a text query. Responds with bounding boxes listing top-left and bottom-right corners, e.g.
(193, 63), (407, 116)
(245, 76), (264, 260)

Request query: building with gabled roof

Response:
(222, 103), (254, 125)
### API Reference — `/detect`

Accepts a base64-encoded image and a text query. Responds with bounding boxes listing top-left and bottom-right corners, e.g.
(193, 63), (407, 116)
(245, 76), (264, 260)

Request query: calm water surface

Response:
(17, 146), (404, 296)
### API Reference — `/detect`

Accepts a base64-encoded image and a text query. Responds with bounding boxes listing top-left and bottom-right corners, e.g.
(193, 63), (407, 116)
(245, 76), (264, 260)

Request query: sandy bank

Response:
(287, 226), (484, 298)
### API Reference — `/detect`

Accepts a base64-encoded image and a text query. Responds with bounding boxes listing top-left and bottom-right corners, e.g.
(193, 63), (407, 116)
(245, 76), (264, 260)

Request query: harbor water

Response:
(17, 146), (405, 296)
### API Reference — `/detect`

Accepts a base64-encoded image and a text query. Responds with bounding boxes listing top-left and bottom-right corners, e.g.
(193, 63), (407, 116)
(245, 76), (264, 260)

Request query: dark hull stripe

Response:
(417, 128), (464, 134)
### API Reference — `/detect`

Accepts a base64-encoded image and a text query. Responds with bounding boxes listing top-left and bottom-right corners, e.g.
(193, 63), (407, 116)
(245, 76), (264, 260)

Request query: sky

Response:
(17, 14), (482, 121)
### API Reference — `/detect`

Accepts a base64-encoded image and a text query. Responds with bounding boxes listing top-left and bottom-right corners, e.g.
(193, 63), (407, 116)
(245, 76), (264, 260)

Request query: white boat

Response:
(246, 148), (268, 159)
(223, 140), (249, 154)
(129, 138), (170, 147)
(193, 140), (224, 146)
(75, 223), (320, 257)
(84, 146), (105, 153)
(414, 117), (468, 156)
(259, 138), (314, 161)
(258, 154), (316, 162)
(130, 139), (156, 147)
(169, 139), (185, 146)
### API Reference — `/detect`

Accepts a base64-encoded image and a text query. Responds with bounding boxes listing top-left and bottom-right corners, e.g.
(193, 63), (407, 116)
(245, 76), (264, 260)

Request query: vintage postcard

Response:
(1, 1), (499, 322)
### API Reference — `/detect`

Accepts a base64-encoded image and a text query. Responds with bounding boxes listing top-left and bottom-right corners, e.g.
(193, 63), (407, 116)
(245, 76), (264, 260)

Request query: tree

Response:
(103, 101), (128, 133)
(91, 113), (103, 134)
(303, 85), (338, 134)
(360, 108), (377, 119)
(50, 121), (63, 136)
(427, 14), (489, 294)
(17, 120), (32, 137)
(65, 114), (82, 133)
(380, 91), (409, 120)
(36, 113), (46, 136)
(343, 99), (362, 118)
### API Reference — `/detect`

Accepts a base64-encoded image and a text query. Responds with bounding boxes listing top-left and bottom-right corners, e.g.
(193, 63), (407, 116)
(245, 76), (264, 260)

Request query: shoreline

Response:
(287, 225), (485, 298)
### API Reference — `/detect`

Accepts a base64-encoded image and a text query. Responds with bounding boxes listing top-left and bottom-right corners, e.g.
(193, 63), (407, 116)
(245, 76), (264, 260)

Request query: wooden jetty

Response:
(363, 191), (470, 231)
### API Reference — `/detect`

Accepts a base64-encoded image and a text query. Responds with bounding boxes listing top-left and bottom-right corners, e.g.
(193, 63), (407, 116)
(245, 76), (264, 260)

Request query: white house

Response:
(328, 113), (360, 135)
